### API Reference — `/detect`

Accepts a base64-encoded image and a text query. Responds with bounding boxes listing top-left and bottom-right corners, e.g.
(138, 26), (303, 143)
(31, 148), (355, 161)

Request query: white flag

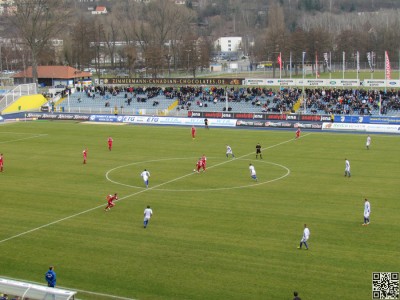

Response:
(343, 51), (346, 73)
(323, 53), (328, 64)
(367, 52), (372, 71)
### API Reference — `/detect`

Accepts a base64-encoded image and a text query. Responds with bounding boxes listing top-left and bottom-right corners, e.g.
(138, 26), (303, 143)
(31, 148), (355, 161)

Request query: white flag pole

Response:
(356, 51), (359, 81)
(302, 52), (306, 114)
(225, 88), (228, 111)
(342, 51), (345, 79)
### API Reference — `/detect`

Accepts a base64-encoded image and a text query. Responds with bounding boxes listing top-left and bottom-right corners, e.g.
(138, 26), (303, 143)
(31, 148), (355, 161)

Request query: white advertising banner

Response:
(322, 122), (366, 132)
(365, 124), (400, 134)
(243, 78), (399, 87)
(244, 78), (267, 86)
(244, 78), (328, 86)
(121, 116), (237, 127)
(326, 79), (360, 87)
(264, 79), (280, 86)
(362, 79), (400, 87)
(361, 80), (386, 87)
(322, 122), (400, 134)
(385, 80), (400, 88)
(277, 79), (297, 86)
(304, 79), (328, 86)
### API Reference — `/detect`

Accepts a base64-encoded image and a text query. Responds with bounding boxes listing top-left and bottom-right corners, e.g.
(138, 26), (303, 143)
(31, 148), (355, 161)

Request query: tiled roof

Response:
(95, 6), (106, 11)
(12, 66), (92, 79)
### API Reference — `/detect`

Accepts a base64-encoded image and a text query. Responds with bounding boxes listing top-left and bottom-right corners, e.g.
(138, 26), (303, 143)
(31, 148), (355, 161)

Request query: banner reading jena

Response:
(102, 78), (244, 85)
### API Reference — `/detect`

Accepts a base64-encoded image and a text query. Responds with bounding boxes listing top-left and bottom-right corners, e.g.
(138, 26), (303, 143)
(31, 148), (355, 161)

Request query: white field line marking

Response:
(0, 133), (310, 245)
(106, 158), (290, 192)
(0, 276), (136, 300)
(106, 132), (311, 188)
(0, 131), (46, 134)
(0, 133), (48, 144)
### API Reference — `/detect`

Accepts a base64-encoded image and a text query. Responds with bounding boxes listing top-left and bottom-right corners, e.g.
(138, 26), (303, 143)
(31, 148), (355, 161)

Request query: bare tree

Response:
(8, 0), (71, 84)
(115, 1), (140, 75)
(103, 15), (120, 70)
(264, 2), (288, 77)
(69, 15), (95, 70)
(131, 0), (195, 76)
(92, 20), (106, 76)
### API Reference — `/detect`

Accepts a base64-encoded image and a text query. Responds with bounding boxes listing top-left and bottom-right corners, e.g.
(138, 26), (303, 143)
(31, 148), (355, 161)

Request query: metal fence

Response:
(0, 83), (37, 112)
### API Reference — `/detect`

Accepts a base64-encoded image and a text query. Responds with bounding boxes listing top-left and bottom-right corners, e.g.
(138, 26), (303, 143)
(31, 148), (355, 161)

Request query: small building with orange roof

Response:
(12, 66), (92, 87)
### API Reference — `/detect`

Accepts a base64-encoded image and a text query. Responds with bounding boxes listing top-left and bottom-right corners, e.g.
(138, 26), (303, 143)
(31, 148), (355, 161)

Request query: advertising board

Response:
(323, 122), (400, 134)
(89, 115), (121, 122)
(334, 115), (370, 123)
(236, 120), (323, 129)
(24, 112), (91, 121)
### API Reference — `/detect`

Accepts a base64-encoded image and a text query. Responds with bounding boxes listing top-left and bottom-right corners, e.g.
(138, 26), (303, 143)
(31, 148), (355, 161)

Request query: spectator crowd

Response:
(73, 85), (400, 115)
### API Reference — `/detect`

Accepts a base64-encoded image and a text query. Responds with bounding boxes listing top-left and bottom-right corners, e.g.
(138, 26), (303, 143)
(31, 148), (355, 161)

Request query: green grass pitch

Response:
(0, 121), (399, 300)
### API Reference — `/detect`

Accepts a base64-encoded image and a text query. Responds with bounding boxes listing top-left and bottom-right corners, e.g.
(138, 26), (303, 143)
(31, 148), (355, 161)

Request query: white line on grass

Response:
(0, 133), (311, 246)
(106, 158), (290, 191)
(0, 133), (48, 144)
(0, 276), (136, 300)
(0, 131), (46, 134)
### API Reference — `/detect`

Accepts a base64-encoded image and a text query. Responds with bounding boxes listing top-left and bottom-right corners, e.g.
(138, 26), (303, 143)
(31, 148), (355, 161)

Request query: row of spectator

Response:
(74, 85), (400, 115)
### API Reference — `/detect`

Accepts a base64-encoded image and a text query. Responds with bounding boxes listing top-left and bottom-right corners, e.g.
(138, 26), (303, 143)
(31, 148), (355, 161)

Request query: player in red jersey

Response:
(108, 137), (113, 151)
(296, 128), (301, 139)
(83, 148), (88, 164)
(194, 158), (203, 173)
(0, 153), (3, 172)
(201, 154), (207, 172)
(191, 125), (196, 140)
(104, 193), (118, 211)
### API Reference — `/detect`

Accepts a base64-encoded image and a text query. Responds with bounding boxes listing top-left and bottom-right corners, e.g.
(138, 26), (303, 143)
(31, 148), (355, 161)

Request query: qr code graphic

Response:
(372, 272), (399, 299)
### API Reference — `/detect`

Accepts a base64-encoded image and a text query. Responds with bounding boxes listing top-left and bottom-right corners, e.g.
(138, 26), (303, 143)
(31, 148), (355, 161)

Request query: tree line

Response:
(2, 0), (400, 84)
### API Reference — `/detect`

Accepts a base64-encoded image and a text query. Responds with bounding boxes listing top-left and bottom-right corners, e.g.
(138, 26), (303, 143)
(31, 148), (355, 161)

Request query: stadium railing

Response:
(0, 277), (77, 300)
(0, 84), (37, 112)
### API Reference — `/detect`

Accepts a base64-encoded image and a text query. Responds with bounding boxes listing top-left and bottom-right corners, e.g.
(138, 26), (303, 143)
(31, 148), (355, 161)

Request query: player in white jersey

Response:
(362, 198), (371, 226)
(249, 164), (257, 181)
(141, 169), (151, 188)
(366, 135), (371, 150)
(226, 145), (235, 158)
(297, 224), (310, 250)
(344, 158), (351, 177)
(143, 205), (153, 228)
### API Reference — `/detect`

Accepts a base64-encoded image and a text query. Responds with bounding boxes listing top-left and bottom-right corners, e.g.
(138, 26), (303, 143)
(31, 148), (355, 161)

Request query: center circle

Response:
(105, 157), (290, 192)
